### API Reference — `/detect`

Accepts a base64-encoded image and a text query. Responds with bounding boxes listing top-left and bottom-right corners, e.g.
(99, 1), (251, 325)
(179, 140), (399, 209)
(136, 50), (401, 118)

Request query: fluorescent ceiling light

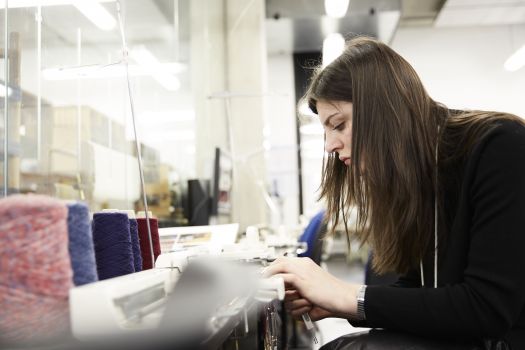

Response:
(0, 0), (115, 9)
(0, 1), (117, 32)
(0, 82), (13, 97)
(504, 44), (525, 72)
(42, 62), (187, 80)
(73, 1), (116, 31)
(131, 46), (181, 91)
(324, 0), (350, 18)
(322, 33), (345, 67)
(321, 16), (338, 37)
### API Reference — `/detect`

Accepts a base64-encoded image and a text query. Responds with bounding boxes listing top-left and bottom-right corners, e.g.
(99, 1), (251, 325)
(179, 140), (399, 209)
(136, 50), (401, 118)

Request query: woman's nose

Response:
(325, 134), (342, 153)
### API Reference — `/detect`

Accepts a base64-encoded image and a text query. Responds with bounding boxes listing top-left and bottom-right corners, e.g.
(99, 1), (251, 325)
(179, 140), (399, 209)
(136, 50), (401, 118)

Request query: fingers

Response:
(263, 258), (293, 277)
(283, 292), (330, 322)
(284, 289), (300, 301)
(284, 289), (313, 315)
(285, 298), (311, 312)
(309, 307), (332, 321)
(290, 306), (312, 318)
(263, 256), (314, 278)
(272, 273), (302, 290)
(284, 281), (297, 290)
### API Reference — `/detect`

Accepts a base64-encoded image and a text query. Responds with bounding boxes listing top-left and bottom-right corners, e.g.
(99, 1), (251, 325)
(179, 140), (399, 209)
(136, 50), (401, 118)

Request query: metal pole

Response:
(116, 1), (154, 268)
(3, 0), (9, 197)
(36, 5), (41, 163)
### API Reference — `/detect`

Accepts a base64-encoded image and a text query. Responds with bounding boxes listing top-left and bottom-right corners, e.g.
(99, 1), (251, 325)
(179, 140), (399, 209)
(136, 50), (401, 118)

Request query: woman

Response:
(265, 36), (525, 348)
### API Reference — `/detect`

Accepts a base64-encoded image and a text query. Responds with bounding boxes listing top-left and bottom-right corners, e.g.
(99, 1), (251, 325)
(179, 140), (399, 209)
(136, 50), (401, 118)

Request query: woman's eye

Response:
(333, 123), (345, 131)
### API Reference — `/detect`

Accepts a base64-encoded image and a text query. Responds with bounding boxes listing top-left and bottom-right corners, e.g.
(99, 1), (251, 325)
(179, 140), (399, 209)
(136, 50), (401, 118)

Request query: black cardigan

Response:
(350, 119), (525, 348)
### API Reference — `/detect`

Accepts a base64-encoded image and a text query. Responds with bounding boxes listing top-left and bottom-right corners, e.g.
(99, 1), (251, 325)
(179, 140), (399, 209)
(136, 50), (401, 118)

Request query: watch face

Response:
(357, 285), (366, 299)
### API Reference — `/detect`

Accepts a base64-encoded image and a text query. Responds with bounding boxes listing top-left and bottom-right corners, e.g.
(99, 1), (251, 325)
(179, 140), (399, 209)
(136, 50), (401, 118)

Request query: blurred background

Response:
(1, 0), (525, 347)
(1, 0), (525, 230)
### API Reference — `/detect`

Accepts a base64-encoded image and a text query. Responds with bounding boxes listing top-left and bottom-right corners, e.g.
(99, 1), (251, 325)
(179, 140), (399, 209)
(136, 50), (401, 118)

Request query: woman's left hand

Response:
(284, 289), (334, 321)
(264, 256), (360, 317)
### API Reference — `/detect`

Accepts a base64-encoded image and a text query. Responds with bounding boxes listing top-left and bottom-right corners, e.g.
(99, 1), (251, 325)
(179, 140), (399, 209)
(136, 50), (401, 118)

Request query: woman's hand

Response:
(264, 256), (360, 317)
(284, 289), (334, 321)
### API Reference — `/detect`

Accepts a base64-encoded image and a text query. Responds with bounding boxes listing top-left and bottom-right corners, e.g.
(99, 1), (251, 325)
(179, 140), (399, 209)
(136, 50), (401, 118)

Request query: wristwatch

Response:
(356, 285), (367, 321)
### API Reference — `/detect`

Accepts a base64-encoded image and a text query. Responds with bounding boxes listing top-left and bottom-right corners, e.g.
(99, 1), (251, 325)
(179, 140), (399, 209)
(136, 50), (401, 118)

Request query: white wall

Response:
(190, 0), (228, 178)
(225, 0), (268, 231)
(265, 53), (300, 227)
(391, 24), (525, 117)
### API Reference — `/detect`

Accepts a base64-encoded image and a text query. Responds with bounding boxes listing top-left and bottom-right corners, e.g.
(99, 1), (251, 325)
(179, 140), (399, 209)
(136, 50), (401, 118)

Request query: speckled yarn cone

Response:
(0, 194), (73, 343)
(129, 218), (142, 272)
(67, 202), (98, 286)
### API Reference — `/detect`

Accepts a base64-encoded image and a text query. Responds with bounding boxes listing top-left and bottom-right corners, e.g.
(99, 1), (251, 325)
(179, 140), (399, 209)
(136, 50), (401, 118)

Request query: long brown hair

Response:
(305, 36), (523, 274)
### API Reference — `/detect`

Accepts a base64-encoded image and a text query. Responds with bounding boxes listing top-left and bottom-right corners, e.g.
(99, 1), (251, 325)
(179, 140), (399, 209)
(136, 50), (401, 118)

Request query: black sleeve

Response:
(391, 268), (421, 288)
(349, 122), (525, 338)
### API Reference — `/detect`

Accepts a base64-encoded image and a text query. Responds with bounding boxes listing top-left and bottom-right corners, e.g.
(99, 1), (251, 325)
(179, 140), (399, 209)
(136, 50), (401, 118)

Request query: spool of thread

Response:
(0, 194), (72, 343)
(67, 202), (98, 286)
(92, 212), (135, 280)
(137, 216), (161, 270)
(101, 209), (142, 272)
(123, 210), (142, 272)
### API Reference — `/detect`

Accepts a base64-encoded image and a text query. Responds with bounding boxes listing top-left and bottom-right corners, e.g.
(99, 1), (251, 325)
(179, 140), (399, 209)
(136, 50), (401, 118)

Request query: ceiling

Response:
(2, 0), (194, 166)
(5, 0), (525, 163)
(436, 0), (525, 27)
(8, 0), (190, 61)
(399, 0), (446, 27)
(265, 0), (402, 53)
(265, 0), (525, 54)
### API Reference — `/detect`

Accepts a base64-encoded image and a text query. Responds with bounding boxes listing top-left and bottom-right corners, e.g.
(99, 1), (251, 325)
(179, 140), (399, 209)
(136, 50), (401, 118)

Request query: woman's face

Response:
(317, 100), (353, 166)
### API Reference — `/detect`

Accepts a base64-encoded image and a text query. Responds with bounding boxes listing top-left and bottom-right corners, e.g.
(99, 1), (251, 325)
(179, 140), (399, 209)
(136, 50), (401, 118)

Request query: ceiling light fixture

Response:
(73, 1), (116, 31)
(42, 62), (187, 81)
(0, 0), (117, 32)
(0, 0), (115, 9)
(324, 0), (350, 18)
(322, 33), (345, 67)
(130, 45), (181, 91)
(504, 44), (525, 72)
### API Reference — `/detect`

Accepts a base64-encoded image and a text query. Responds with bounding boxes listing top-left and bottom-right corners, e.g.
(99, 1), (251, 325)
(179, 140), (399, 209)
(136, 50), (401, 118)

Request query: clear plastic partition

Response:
(0, 0), (200, 220)
(0, 4), (5, 197)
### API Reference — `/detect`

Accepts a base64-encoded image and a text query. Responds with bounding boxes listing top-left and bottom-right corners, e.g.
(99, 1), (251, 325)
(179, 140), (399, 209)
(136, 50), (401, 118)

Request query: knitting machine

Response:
(69, 237), (285, 349)
(69, 268), (175, 338)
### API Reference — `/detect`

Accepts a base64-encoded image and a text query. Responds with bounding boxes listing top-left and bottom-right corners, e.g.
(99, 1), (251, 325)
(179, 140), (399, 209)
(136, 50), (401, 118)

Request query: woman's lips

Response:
(340, 157), (351, 165)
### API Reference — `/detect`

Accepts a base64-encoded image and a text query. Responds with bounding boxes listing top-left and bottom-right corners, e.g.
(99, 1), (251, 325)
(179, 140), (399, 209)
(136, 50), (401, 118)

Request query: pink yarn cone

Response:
(0, 194), (73, 343)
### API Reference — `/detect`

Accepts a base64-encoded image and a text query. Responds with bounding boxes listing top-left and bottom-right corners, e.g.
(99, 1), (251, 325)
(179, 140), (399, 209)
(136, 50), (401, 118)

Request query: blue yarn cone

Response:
(92, 212), (135, 280)
(129, 218), (142, 272)
(67, 202), (98, 286)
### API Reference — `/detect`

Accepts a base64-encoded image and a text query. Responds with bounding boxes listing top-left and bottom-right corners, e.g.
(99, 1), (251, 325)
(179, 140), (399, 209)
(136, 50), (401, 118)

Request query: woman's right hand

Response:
(285, 289), (334, 321)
